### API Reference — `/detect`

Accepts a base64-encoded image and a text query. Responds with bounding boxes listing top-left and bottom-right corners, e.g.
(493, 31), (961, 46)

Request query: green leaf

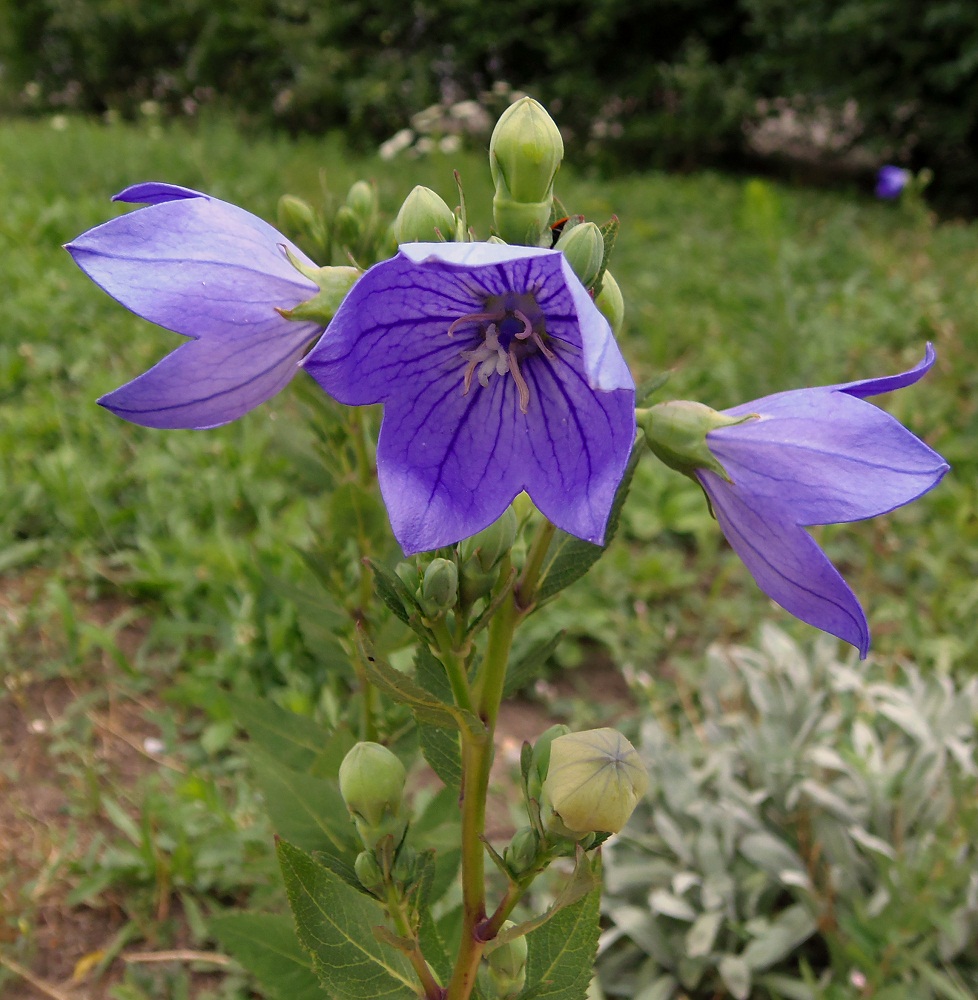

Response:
(414, 647), (463, 786)
(209, 912), (323, 1000)
(718, 955), (751, 1000)
(228, 693), (350, 773)
(741, 905), (816, 971)
(278, 839), (418, 1000)
(534, 443), (642, 603)
(366, 558), (429, 635)
(503, 631), (565, 697)
(328, 481), (388, 550)
(248, 746), (358, 858)
(521, 855), (602, 1000)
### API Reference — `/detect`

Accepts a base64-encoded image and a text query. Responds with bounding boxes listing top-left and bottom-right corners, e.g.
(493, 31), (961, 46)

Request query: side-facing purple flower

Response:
(303, 242), (636, 554)
(875, 165), (911, 200)
(66, 183), (324, 429)
(697, 346), (948, 657)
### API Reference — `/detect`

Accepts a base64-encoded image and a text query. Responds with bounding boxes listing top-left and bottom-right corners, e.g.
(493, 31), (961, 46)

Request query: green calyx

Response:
(639, 400), (756, 481)
(485, 922), (528, 998)
(278, 254), (359, 326)
(554, 221), (604, 289)
(421, 557), (459, 617)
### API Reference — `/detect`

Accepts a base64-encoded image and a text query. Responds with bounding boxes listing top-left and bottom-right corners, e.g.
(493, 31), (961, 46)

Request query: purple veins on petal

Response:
(701, 346), (948, 657)
(303, 242), (636, 554)
(66, 183), (323, 429)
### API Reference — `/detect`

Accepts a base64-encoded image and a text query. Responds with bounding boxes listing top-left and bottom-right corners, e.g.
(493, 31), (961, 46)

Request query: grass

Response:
(1, 110), (976, 996)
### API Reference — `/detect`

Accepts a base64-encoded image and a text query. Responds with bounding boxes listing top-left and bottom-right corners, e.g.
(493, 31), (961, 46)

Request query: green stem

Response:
(446, 565), (521, 1000)
(384, 884), (445, 1000)
(429, 618), (475, 715)
(516, 518), (557, 609)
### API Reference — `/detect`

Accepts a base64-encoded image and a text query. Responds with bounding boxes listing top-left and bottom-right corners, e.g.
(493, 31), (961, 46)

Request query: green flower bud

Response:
(554, 222), (604, 289)
(595, 269), (625, 335)
(504, 825), (540, 876)
(346, 180), (378, 222)
(485, 923), (528, 999)
(421, 557), (459, 616)
(541, 728), (648, 835)
(339, 742), (406, 828)
(460, 506), (518, 574)
(333, 204), (361, 248)
(640, 400), (755, 482)
(490, 98), (564, 204)
(277, 194), (317, 238)
(354, 850), (385, 893)
(279, 260), (359, 326)
(394, 185), (457, 243)
(526, 724), (571, 802)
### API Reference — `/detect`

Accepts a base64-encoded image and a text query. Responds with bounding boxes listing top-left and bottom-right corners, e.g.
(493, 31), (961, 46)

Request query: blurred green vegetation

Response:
(2, 0), (977, 210)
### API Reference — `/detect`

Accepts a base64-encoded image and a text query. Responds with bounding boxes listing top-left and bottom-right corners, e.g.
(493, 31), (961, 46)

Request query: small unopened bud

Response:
(640, 400), (753, 482)
(346, 180), (378, 221)
(391, 845), (417, 886)
(595, 270), (625, 335)
(333, 204), (361, 248)
(504, 826), (540, 876)
(460, 507), (518, 574)
(542, 728), (648, 836)
(486, 923), (528, 999)
(354, 850), (385, 893)
(394, 185), (457, 243)
(554, 222), (604, 289)
(421, 558), (458, 616)
(339, 742), (406, 847)
(526, 724), (571, 802)
(490, 98), (564, 204)
(277, 194), (317, 238)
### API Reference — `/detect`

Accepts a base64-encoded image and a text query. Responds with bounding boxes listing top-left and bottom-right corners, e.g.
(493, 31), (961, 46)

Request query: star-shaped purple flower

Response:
(875, 165), (911, 200)
(303, 243), (636, 554)
(698, 346), (948, 657)
(66, 183), (324, 429)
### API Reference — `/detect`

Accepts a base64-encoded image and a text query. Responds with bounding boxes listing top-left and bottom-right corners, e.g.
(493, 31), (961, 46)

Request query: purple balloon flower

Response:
(875, 165), (911, 200)
(697, 346), (948, 657)
(303, 243), (636, 554)
(66, 183), (323, 429)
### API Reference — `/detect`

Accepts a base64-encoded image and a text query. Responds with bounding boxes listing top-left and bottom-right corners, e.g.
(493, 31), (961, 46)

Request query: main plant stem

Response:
(446, 562), (519, 1000)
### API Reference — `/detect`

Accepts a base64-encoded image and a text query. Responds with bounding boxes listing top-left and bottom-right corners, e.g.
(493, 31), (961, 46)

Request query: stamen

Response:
(448, 310), (504, 337)
(531, 328), (556, 360)
(508, 350), (531, 413)
(512, 309), (534, 341)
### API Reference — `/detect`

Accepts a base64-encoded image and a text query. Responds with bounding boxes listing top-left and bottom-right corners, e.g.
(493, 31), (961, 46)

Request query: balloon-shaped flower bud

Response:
(485, 923), (528, 999)
(354, 849), (385, 893)
(346, 180), (378, 222)
(504, 825), (541, 877)
(460, 506), (519, 574)
(595, 270), (625, 335)
(541, 728), (648, 836)
(339, 742), (407, 848)
(490, 98), (564, 246)
(421, 557), (459, 617)
(490, 98), (564, 204)
(640, 400), (752, 483)
(554, 222), (604, 290)
(394, 185), (457, 243)
(333, 204), (362, 248)
(277, 194), (317, 238)
(526, 724), (571, 802)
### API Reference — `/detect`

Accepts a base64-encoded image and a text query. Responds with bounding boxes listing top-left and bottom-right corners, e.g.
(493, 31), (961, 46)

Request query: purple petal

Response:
(699, 469), (871, 657)
(99, 316), (321, 429)
(836, 342), (936, 399)
(67, 186), (322, 428)
(113, 182), (207, 205)
(707, 386), (948, 524)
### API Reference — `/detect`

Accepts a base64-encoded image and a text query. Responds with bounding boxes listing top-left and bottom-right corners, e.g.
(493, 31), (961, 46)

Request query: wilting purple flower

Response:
(875, 165), (911, 200)
(699, 346), (948, 657)
(66, 183), (323, 429)
(303, 243), (636, 554)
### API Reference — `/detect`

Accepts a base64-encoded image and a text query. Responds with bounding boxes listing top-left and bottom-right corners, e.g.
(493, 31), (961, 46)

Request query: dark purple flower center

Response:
(447, 292), (554, 413)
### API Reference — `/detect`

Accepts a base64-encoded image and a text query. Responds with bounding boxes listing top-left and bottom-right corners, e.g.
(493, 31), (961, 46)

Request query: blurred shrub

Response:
(1, 0), (977, 207)
(600, 626), (978, 998)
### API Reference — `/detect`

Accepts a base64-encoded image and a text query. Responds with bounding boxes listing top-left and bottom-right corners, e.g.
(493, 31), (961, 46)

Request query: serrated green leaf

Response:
(504, 631), (565, 697)
(248, 746), (358, 857)
(419, 723), (462, 789)
(210, 912), (322, 1000)
(534, 443), (641, 603)
(278, 839), (417, 1000)
(366, 558), (429, 634)
(228, 693), (348, 773)
(521, 866), (602, 1000)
